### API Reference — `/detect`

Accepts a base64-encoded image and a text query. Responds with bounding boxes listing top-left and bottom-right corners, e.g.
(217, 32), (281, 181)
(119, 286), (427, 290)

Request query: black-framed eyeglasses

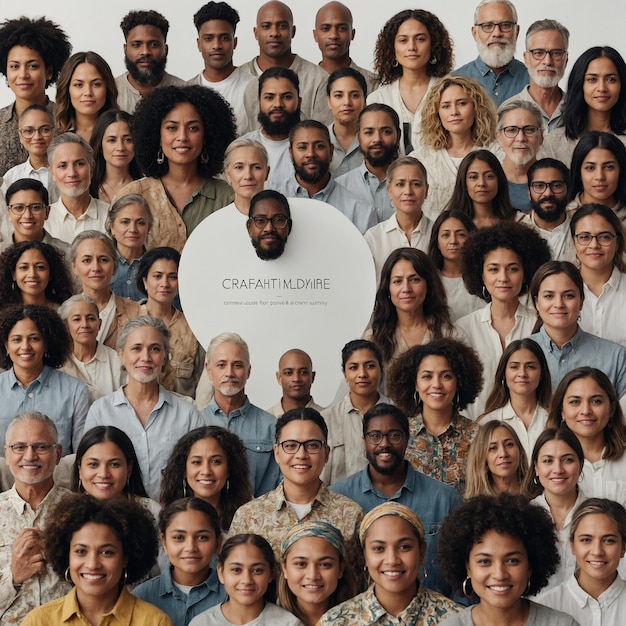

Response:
(8, 203), (47, 215)
(474, 21), (516, 33)
(364, 430), (406, 445)
(6, 442), (57, 455)
(529, 181), (567, 194)
(501, 125), (541, 138)
(574, 232), (616, 247)
(527, 48), (567, 61)
(278, 439), (325, 454)
(18, 125), (54, 138)
(248, 215), (290, 229)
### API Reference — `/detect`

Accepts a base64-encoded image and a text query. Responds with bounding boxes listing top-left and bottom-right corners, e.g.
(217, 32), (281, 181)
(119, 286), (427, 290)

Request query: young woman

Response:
(55, 51), (118, 141)
(537, 498), (626, 624)
(368, 10), (454, 154)
(427, 209), (482, 321)
(415, 76), (496, 221)
(464, 420), (529, 499)
(524, 428), (586, 588)
(133, 498), (226, 626)
(321, 340), (390, 485)
(320, 503), (461, 625)
(439, 493), (578, 625)
(160, 426), (253, 532)
(189, 534), (302, 626)
(387, 338), (483, 495)
(480, 338), (552, 458)
(279, 521), (355, 626)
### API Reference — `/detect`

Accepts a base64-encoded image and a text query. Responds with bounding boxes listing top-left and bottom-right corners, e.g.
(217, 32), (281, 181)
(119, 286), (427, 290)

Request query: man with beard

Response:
(246, 189), (292, 261)
(331, 403), (462, 597)
(519, 158), (576, 262)
(46, 133), (108, 243)
(115, 10), (185, 114)
(336, 104), (400, 222)
(202, 332), (281, 497)
(242, 67), (301, 190)
(276, 120), (376, 234)
(454, 0), (529, 107)
(496, 99), (544, 211)
(503, 19), (570, 133)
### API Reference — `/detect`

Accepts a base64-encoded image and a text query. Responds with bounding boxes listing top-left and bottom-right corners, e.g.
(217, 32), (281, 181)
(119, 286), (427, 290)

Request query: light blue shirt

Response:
(202, 397), (281, 498)
(328, 123), (363, 177)
(133, 566), (225, 626)
(85, 386), (204, 499)
(331, 461), (462, 598)
(336, 163), (395, 222)
(508, 180), (530, 212)
(110, 252), (144, 301)
(0, 365), (89, 454)
(531, 326), (626, 397)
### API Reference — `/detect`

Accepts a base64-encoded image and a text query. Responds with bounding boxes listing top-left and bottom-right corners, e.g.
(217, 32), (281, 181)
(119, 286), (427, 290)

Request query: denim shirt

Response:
(110, 252), (144, 301)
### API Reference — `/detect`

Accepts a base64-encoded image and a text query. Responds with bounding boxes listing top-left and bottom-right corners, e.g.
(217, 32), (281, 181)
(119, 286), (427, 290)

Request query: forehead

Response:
(8, 45), (46, 64)
(292, 127), (329, 145)
(68, 300), (99, 316)
(566, 376), (606, 396)
(530, 167), (565, 182)
(8, 188), (46, 204)
(125, 325), (164, 346)
(210, 340), (247, 362)
(316, 3), (352, 26)
(360, 111), (395, 128)
(261, 77), (297, 95)
(501, 108), (538, 126)
(280, 351), (312, 370)
(527, 29), (565, 48)
(476, 2), (514, 21)
(126, 24), (165, 43)
(417, 354), (452, 372)
(257, 2), (292, 25)
(163, 101), (202, 121)
(251, 198), (288, 216)
(77, 238), (111, 255)
(366, 414), (403, 432)
(199, 19), (235, 35)
(574, 214), (615, 232)
(53, 142), (88, 162)
(20, 109), (53, 126)
(279, 418), (324, 440)
(8, 420), (54, 444)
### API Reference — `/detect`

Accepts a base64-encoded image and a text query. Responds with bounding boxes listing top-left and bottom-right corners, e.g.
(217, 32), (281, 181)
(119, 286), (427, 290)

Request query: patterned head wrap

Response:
(280, 520), (346, 559)
(359, 502), (425, 546)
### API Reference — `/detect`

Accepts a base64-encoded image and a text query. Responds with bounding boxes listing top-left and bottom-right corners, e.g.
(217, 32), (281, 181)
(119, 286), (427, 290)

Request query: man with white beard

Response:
(503, 20), (569, 133)
(455, 0), (528, 107)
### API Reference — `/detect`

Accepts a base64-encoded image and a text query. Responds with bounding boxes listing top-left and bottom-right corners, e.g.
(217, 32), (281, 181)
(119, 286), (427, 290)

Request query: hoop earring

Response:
(156, 148), (165, 165)
(225, 480), (230, 493)
(481, 284), (491, 301)
(533, 474), (540, 485)
(65, 567), (73, 584)
(524, 579), (531, 596)
(452, 391), (460, 409)
(520, 282), (529, 295)
(200, 151), (209, 165)
(78, 478), (84, 493)
(392, 59), (399, 68)
(123, 569), (128, 585)
(182, 478), (189, 497)
(12, 281), (17, 291)
(462, 576), (473, 598)
(429, 55), (438, 65)
(414, 391), (423, 412)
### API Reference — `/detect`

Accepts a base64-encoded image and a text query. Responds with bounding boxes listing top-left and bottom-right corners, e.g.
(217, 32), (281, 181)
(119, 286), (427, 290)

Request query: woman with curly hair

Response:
(387, 338), (483, 495)
(368, 9), (454, 154)
(21, 494), (171, 626)
(0, 240), (73, 309)
(55, 51), (118, 142)
(446, 149), (516, 228)
(544, 46), (626, 166)
(160, 426), (252, 532)
(0, 304), (89, 454)
(457, 222), (551, 418)
(412, 76), (496, 221)
(0, 15), (71, 175)
(437, 493), (578, 626)
(115, 85), (236, 252)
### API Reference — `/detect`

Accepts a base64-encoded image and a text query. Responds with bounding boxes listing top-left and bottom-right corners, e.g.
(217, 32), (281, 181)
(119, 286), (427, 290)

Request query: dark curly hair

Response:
(132, 85), (236, 178)
(374, 10), (454, 85)
(44, 494), (159, 585)
(120, 10), (169, 40)
(461, 221), (552, 301)
(194, 2), (240, 32)
(160, 426), (252, 531)
(370, 248), (454, 364)
(0, 16), (71, 87)
(387, 338), (483, 413)
(427, 209), (477, 270)
(0, 241), (74, 307)
(438, 493), (560, 597)
(0, 304), (71, 369)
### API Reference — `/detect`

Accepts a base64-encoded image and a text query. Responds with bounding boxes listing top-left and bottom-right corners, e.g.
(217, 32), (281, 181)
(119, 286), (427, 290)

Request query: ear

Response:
(160, 533), (168, 554)
(471, 26), (478, 41)
(54, 444), (63, 466)
(197, 38), (201, 53)
(280, 559), (289, 578)
(233, 36), (238, 50)
(273, 443), (281, 464)
(328, 143), (334, 159)
(291, 25), (296, 40)
(311, 370), (316, 384)
(253, 26), (259, 42)
(275, 370), (281, 384)
(313, 28), (319, 44)
(264, 165), (270, 182)
(217, 562), (225, 584)
(123, 42), (128, 56)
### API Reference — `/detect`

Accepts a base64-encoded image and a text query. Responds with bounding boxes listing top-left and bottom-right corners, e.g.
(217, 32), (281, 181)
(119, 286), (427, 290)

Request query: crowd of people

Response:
(1, 0), (626, 624)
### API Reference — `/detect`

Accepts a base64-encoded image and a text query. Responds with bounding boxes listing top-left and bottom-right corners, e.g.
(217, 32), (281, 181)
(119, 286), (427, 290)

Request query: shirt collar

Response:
(474, 55), (512, 76)
(273, 480), (328, 511)
(7, 364), (50, 390)
(207, 396), (251, 418)
(62, 586), (137, 624)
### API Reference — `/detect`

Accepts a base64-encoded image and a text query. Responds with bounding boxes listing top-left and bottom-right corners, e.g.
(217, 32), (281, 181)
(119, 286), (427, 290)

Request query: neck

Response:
(368, 462), (407, 496)
(471, 597), (528, 626)
(446, 133), (475, 157)
(396, 307), (427, 329)
(61, 193), (91, 218)
(395, 209), (422, 237)
(508, 392), (537, 424)
(319, 55), (352, 74)
(283, 477), (321, 504)
(73, 341), (98, 363)
(76, 588), (121, 626)
(233, 195), (252, 216)
(203, 63), (235, 83)
(544, 488), (578, 516)
(490, 297), (519, 318)
(123, 377), (160, 404)
(257, 51), (295, 71)
(13, 230), (45, 243)
(399, 67), (429, 86)
(544, 323), (577, 349)
(332, 120), (358, 141)
(349, 390), (380, 414)
(441, 258), (462, 278)
(215, 391), (246, 414)
(172, 563), (212, 587)
(527, 83), (563, 114)
(82, 286), (112, 310)
(21, 292), (48, 307)
(365, 159), (389, 182)
(13, 363), (44, 387)
(587, 109), (612, 132)
(472, 201), (495, 219)
(28, 153), (49, 170)
(296, 597), (328, 626)
(580, 264), (613, 296)
(127, 74), (161, 95)
(576, 567), (617, 600)
(373, 579), (417, 617)
(162, 162), (203, 186)
(422, 406), (454, 433)
(14, 94), (47, 116)
(296, 173), (330, 197)
(15, 478), (54, 510)
(281, 394), (312, 413)
(74, 112), (97, 141)
(115, 240), (143, 263)
(531, 209), (566, 232)
(577, 433), (605, 463)
(145, 298), (175, 324)
(221, 597), (265, 626)
(492, 473), (520, 494)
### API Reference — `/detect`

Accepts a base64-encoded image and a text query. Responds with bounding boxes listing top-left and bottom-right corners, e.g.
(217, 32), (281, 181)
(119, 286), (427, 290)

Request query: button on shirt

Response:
(46, 196), (109, 243)
(202, 397), (280, 497)
(110, 252), (144, 301)
(336, 163), (395, 222)
(328, 123), (363, 177)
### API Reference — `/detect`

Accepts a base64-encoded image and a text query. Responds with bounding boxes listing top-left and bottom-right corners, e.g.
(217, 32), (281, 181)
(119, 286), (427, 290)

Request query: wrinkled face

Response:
(497, 109), (543, 167)
(415, 354), (457, 413)
(393, 18), (431, 73)
(118, 326), (166, 384)
(110, 203), (149, 252)
(50, 143), (92, 200)
(276, 351), (315, 401)
(388, 259), (428, 316)
(18, 108), (54, 157)
(69, 63), (107, 118)
(247, 198), (292, 260)
(314, 3), (354, 60)
(290, 127), (332, 185)
(254, 3), (295, 59)
(72, 238), (115, 292)
(224, 147), (269, 199)
(387, 164), (428, 217)
(78, 441), (132, 499)
(206, 341), (251, 399)
(197, 19), (237, 71)
(6, 45), (51, 102)
(218, 544), (273, 607)
(486, 426), (521, 482)
(66, 300), (101, 347)
(472, 2), (518, 69)
(583, 56), (621, 114)
(437, 217), (470, 264)
(160, 102), (204, 167)
(124, 24), (168, 86)
(6, 189), (49, 240)
(185, 437), (229, 505)
(524, 29), (568, 89)
(327, 76), (365, 126)
(343, 348), (382, 398)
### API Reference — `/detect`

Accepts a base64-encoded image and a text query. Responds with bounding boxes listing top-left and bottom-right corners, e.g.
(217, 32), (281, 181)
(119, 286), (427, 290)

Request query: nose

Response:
(85, 550), (100, 569)
(97, 463), (111, 477)
(22, 444), (38, 461)
(306, 562), (320, 579)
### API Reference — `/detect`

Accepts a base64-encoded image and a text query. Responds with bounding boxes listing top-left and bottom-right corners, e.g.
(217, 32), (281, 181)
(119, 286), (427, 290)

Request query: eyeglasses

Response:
(527, 48), (567, 61)
(248, 215), (290, 229)
(6, 442), (57, 455)
(474, 21), (516, 33)
(574, 232), (616, 246)
(18, 125), (54, 138)
(278, 439), (325, 454)
(500, 125), (541, 138)
(529, 181), (567, 193)
(364, 430), (406, 445)
(8, 203), (47, 215)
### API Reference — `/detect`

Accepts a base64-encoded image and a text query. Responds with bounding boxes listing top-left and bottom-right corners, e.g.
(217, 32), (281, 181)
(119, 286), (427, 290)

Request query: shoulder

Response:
(528, 600), (580, 625)
(131, 594), (174, 623)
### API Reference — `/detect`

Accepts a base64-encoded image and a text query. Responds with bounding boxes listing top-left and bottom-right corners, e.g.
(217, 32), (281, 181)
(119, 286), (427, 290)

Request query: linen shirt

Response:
(22, 586), (172, 626)
(579, 452), (626, 509)
(440, 601), (580, 625)
(517, 211), (577, 264)
(241, 130), (295, 191)
(202, 397), (280, 497)
(0, 485), (71, 624)
(0, 230), (70, 256)
(320, 584), (462, 626)
(502, 85), (565, 133)
(46, 196), (109, 243)
(406, 412), (479, 495)
(440, 275), (484, 322)
(336, 163), (395, 222)
(85, 386), (205, 500)
(115, 71), (186, 113)
(0, 365), (89, 454)
(266, 397), (324, 418)
(2, 160), (59, 203)
(189, 601), (303, 626)
(110, 252), (144, 301)
(328, 123), (363, 176)
(133, 565), (225, 626)
(331, 462), (462, 597)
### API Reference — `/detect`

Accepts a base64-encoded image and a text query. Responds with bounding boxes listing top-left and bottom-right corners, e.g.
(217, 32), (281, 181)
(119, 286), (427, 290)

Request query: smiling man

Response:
(246, 189), (292, 260)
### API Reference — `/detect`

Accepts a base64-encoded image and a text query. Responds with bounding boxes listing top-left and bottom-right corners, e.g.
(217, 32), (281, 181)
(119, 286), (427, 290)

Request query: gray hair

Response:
(58, 294), (99, 321)
(6, 411), (58, 445)
(474, 0), (518, 24)
(69, 230), (119, 273)
(105, 193), (154, 238)
(48, 131), (95, 169)
(116, 315), (170, 357)
(223, 138), (269, 171)
(206, 331), (250, 367)
(525, 19), (570, 51)
(496, 99), (545, 132)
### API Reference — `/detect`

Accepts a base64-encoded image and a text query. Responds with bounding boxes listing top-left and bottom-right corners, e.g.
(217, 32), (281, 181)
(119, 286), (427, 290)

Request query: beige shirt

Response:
(46, 196), (109, 243)
(114, 72), (186, 114)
